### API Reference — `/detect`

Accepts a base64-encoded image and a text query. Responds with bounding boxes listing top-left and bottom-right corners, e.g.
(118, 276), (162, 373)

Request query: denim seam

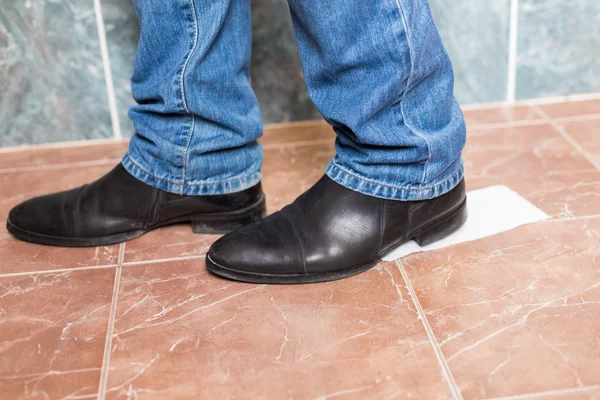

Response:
(181, 115), (195, 194)
(183, 168), (260, 186)
(179, 0), (199, 194)
(329, 159), (461, 194)
(125, 153), (260, 187)
(180, 0), (198, 114)
(393, 0), (432, 185)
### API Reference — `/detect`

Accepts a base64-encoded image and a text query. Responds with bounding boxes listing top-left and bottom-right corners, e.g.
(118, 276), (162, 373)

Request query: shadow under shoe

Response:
(207, 175), (467, 284)
(6, 164), (265, 247)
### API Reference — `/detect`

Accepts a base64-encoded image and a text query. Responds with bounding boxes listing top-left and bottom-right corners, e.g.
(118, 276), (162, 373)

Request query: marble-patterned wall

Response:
(516, 0), (600, 99)
(0, 0), (112, 146)
(430, 0), (511, 104)
(250, 0), (320, 124)
(1, 0), (599, 146)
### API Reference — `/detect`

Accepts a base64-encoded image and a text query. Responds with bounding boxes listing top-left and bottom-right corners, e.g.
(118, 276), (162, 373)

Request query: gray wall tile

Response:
(102, 0), (139, 138)
(0, 0), (112, 146)
(430, 0), (511, 104)
(516, 0), (600, 99)
(250, 0), (319, 123)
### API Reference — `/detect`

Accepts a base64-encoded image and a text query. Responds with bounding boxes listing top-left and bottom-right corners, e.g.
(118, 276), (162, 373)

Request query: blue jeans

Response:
(123, 0), (466, 201)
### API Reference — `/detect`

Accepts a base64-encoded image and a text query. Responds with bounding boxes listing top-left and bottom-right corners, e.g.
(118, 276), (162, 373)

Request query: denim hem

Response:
(325, 159), (464, 201)
(121, 153), (262, 196)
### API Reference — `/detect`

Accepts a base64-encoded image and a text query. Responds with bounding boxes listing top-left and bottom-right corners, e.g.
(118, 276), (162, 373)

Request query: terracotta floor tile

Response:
(123, 143), (335, 263)
(558, 389), (600, 400)
(105, 260), (452, 399)
(261, 143), (335, 212)
(560, 119), (600, 164)
(0, 268), (115, 399)
(463, 105), (541, 127)
(463, 124), (600, 217)
(261, 120), (334, 147)
(401, 218), (600, 399)
(0, 141), (128, 170)
(538, 99), (600, 119)
(122, 226), (217, 264)
(0, 226), (119, 275)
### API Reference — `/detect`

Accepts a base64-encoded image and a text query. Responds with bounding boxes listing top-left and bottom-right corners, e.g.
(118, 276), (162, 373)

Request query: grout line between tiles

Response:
(93, 0), (122, 140)
(0, 252), (207, 279)
(0, 158), (121, 174)
(484, 385), (600, 400)
(0, 263), (119, 278)
(97, 243), (125, 400)
(533, 106), (600, 170)
(506, 0), (519, 102)
(0, 138), (128, 154)
(465, 111), (600, 131)
(261, 138), (334, 149)
(468, 119), (546, 132)
(121, 254), (206, 267)
(395, 260), (464, 400)
(555, 112), (600, 123)
(523, 92), (600, 104)
(541, 214), (600, 223)
(263, 118), (326, 129)
(447, 111), (600, 133)
(460, 92), (600, 111)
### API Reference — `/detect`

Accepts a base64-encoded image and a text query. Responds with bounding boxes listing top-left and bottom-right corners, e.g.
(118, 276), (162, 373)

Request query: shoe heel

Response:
(413, 200), (468, 247)
(191, 197), (266, 234)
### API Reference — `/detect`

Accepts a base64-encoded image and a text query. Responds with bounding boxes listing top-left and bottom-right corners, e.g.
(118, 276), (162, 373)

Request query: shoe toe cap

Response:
(8, 202), (24, 226)
(8, 199), (42, 233)
(7, 192), (72, 237)
(207, 216), (304, 278)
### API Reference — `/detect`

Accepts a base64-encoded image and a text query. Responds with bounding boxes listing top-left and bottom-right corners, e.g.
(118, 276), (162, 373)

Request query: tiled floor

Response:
(1, 99), (600, 399)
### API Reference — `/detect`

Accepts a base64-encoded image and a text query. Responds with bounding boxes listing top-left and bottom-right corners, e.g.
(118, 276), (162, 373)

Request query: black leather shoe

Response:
(7, 164), (266, 247)
(207, 176), (466, 284)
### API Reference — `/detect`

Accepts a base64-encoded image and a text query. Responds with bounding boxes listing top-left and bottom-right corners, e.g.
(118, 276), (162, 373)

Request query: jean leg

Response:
(286, 0), (466, 201)
(123, 0), (263, 195)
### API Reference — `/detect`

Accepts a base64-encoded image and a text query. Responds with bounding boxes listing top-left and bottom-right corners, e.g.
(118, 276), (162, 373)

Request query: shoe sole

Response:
(6, 195), (266, 248)
(206, 199), (468, 284)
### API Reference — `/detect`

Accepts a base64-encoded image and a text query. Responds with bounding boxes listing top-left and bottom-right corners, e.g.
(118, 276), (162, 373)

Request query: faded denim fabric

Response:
(123, 0), (466, 201)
